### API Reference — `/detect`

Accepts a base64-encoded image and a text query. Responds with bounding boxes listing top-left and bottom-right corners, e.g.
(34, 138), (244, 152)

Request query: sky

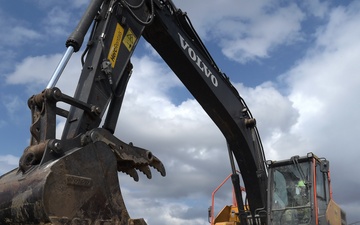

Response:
(1, 0), (360, 224)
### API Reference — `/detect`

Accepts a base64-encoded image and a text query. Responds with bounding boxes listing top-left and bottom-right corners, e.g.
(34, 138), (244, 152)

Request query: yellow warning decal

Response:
(123, 28), (137, 52)
(108, 23), (124, 68)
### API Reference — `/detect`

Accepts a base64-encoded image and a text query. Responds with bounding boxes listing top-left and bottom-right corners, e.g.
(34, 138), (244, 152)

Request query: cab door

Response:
(313, 159), (329, 224)
(314, 159), (347, 225)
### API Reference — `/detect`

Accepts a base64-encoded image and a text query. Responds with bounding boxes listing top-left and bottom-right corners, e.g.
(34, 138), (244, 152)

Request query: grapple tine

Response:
(127, 168), (140, 182)
(150, 155), (166, 177)
(88, 128), (166, 180)
(137, 165), (152, 179)
(120, 167), (139, 182)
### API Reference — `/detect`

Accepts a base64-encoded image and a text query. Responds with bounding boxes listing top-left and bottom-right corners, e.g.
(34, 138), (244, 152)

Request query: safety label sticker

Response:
(108, 23), (124, 68)
(123, 28), (136, 52)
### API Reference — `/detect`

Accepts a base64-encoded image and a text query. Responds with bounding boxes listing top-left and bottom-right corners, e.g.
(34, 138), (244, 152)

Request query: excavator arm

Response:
(0, 0), (267, 224)
(142, 1), (268, 221)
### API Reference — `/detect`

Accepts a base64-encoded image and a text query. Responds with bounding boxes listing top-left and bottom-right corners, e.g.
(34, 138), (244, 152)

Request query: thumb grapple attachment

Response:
(84, 128), (166, 181)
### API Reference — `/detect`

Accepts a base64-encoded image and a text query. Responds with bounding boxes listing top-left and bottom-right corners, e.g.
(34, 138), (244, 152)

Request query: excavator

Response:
(0, 0), (347, 224)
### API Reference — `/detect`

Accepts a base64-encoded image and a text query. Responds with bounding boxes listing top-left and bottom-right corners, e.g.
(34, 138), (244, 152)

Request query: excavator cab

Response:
(266, 153), (346, 225)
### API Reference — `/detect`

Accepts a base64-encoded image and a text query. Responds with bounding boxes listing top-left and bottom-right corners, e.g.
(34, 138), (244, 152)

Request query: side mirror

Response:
(320, 160), (330, 173)
(208, 206), (212, 223)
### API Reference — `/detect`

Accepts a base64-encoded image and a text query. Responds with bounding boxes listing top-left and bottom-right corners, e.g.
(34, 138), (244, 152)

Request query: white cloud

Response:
(0, 9), (43, 75)
(0, 9), (41, 47)
(121, 190), (208, 225)
(8, 26), (41, 44)
(284, 1), (360, 151)
(6, 54), (62, 86)
(72, 0), (91, 8)
(234, 82), (300, 160)
(272, 2), (360, 221)
(0, 155), (18, 175)
(0, 120), (6, 128)
(1, 95), (23, 115)
(302, 0), (329, 18)
(220, 4), (304, 63)
(43, 7), (73, 36)
(5, 53), (82, 95)
(34, 0), (90, 10)
(236, 82), (298, 137)
(174, 0), (305, 63)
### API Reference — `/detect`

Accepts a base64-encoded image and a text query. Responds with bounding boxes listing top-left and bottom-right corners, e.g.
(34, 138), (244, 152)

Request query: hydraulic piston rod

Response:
(46, 47), (74, 88)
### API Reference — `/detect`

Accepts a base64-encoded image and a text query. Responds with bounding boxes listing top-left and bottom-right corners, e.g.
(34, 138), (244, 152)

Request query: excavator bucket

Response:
(0, 141), (140, 224)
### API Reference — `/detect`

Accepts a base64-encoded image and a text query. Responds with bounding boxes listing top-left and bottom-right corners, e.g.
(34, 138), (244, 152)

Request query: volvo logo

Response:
(179, 33), (218, 87)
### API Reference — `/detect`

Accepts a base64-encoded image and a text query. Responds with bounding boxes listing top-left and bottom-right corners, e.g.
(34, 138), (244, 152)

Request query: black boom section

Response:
(143, 1), (267, 215)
